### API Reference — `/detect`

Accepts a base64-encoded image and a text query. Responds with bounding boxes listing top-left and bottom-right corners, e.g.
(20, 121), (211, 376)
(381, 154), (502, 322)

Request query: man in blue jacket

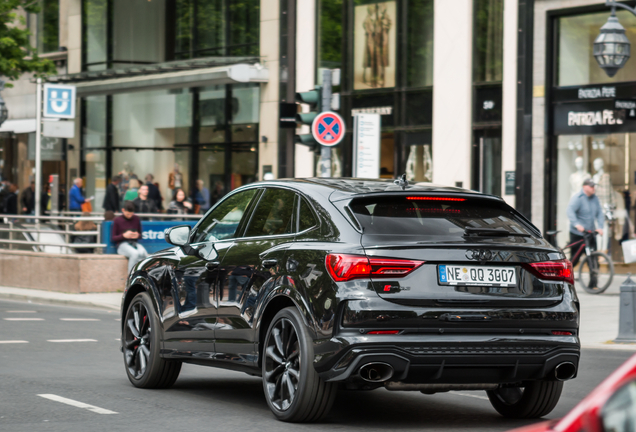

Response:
(69, 178), (92, 212)
(566, 178), (604, 267)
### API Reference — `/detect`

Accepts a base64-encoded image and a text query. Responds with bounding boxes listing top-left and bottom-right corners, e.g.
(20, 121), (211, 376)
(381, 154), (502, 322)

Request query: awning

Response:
(0, 118), (36, 134)
(64, 63), (268, 97)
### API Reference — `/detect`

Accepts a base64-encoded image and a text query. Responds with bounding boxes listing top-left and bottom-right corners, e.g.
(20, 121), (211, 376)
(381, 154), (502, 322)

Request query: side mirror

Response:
(165, 225), (191, 247)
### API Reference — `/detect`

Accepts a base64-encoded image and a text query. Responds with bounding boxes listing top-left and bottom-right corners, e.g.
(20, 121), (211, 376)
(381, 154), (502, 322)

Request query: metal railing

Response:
(0, 212), (202, 253)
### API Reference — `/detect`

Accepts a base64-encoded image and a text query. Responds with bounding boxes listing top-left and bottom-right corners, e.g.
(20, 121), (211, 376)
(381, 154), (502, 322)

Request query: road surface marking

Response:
(453, 392), (490, 401)
(114, 318), (121, 321)
(6, 310), (36, 313)
(37, 394), (118, 414)
(3, 318), (44, 321)
(47, 339), (98, 343)
(60, 318), (100, 321)
(0, 340), (29, 344)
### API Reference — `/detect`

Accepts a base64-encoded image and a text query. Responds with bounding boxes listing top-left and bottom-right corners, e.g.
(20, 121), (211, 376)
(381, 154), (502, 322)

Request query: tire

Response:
(486, 381), (563, 419)
(579, 251), (614, 294)
(123, 292), (181, 389)
(262, 307), (337, 422)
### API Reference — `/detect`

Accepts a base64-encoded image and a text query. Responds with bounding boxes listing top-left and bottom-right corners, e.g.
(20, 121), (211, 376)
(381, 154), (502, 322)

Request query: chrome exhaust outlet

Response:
(554, 362), (576, 381)
(359, 362), (394, 383)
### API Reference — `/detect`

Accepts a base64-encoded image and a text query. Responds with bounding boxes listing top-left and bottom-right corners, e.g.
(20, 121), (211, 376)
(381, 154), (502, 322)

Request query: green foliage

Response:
(318, 0), (343, 68)
(0, 0), (56, 87)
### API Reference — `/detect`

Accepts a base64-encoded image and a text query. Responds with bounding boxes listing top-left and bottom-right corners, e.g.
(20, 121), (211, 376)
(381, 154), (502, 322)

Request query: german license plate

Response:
(438, 265), (517, 287)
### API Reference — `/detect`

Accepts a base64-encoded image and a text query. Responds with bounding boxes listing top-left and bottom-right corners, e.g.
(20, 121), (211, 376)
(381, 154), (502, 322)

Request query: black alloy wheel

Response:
(486, 381), (563, 418)
(123, 292), (181, 388)
(262, 307), (337, 422)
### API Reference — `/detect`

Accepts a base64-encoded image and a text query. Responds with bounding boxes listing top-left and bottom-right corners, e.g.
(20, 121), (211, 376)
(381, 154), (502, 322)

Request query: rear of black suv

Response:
(321, 192), (579, 419)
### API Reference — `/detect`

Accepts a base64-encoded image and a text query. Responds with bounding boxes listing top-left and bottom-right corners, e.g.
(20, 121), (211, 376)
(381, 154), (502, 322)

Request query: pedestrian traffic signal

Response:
(294, 86), (323, 150)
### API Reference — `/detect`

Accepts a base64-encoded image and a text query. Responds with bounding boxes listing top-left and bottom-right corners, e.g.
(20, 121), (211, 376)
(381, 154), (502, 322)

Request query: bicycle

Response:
(546, 229), (614, 294)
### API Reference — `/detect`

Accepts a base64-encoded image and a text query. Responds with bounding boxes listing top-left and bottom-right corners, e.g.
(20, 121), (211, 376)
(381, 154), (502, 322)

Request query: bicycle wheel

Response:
(578, 251), (614, 294)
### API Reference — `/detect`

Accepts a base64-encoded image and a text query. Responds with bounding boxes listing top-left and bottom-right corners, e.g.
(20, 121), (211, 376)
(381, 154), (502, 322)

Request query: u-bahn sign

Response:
(312, 111), (346, 147)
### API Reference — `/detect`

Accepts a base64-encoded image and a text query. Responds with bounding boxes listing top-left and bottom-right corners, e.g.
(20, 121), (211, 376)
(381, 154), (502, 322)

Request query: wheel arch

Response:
(121, 275), (162, 332)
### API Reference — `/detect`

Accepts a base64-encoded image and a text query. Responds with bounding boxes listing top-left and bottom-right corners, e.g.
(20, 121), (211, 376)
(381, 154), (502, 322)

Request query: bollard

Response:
(614, 274), (636, 343)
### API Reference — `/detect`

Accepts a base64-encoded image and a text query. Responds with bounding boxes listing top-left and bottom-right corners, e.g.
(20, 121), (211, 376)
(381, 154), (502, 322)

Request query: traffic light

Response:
(294, 86), (323, 149)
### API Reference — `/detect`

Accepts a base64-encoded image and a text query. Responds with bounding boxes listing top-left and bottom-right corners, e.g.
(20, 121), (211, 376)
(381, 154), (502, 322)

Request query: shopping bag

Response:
(81, 201), (93, 213)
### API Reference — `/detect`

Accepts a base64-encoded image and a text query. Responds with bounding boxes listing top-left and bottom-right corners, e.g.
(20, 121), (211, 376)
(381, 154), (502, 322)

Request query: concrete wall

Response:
(0, 250), (128, 293)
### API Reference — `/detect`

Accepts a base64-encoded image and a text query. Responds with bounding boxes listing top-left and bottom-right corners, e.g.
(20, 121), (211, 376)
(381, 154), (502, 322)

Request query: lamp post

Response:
(0, 80), (8, 127)
(594, 0), (633, 77)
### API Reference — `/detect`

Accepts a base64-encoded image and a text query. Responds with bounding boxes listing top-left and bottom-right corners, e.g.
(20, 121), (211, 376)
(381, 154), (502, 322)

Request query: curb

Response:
(0, 292), (120, 311)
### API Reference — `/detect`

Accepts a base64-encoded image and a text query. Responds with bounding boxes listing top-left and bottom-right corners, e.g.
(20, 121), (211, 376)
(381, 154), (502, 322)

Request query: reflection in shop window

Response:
(316, 148), (343, 178)
(555, 134), (630, 261)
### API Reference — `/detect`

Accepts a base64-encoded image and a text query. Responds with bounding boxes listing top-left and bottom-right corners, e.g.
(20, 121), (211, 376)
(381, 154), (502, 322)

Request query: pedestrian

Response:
(167, 188), (192, 219)
(112, 201), (148, 273)
(210, 181), (225, 206)
(566, 178), (604, 267)
(144, 174), (163, 211)
(103, 175), (121, 212)
(2, 183), (18, 215)
(123, 178), (140, 202)
(69, 178), (92, 212)
(21, 182), (35, 215)
(0, 180), (10, 213)
(133, 184), (158, 217)
(194, 179), (210, 214)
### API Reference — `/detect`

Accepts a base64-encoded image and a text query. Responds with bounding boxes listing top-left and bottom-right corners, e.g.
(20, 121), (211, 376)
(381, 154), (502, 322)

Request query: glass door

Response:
(472, 129), (502, 196)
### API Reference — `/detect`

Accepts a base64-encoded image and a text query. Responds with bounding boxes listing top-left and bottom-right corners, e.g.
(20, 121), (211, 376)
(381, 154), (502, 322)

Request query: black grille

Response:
(401, 345), (553, 355)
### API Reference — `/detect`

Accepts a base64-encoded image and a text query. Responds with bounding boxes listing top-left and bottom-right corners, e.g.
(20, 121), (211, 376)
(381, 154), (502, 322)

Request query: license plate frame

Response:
(438, 264), (517, 287)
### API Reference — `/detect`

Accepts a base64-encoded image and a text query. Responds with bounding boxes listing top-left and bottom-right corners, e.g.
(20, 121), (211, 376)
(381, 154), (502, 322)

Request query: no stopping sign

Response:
(311, 111), (346, 147)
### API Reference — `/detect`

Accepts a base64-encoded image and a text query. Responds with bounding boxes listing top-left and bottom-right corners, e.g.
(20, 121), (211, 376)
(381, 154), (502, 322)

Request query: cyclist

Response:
(566, 178), (604, 268)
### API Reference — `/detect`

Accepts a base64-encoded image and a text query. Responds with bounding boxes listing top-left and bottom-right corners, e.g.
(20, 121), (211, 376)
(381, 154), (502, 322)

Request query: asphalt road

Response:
(0, 298), (632, 432)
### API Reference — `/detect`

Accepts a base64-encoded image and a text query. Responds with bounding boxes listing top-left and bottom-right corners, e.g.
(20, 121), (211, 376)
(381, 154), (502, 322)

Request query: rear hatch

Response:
(347, 194), (567, 308)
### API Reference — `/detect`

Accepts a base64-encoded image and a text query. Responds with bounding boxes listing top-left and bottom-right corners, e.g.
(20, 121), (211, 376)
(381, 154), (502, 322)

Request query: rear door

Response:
(347, 195), (564, 308)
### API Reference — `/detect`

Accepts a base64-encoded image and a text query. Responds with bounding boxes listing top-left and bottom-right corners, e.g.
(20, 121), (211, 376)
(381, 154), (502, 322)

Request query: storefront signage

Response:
(568, 110), (623, 127)
(353, 113), (381, 178)
(351, 106), (393, 116)
(554, 101), (633, 135)
(615, 100), (636, 118)
(578, 86), (616, 99)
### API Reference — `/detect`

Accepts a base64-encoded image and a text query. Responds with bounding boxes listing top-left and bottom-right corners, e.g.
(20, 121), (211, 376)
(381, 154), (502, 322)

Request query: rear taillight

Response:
(552, 331), (573, 336)
(325, 254), (424, 282)
(367, 330), (400, 335)
(527, 259), (574, 284)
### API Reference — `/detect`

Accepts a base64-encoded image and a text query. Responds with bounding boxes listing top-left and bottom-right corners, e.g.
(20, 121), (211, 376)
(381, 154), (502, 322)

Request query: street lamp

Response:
(594, 0), (633, 77)
(0, 80), (8, 127)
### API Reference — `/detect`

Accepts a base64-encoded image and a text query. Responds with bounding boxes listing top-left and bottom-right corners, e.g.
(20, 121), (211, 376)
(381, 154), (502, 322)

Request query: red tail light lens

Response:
(552, 331), (573, 336)
(367, 330), (400, 335)
(325, 254), (424, 282)
(528, 259), (574, 284)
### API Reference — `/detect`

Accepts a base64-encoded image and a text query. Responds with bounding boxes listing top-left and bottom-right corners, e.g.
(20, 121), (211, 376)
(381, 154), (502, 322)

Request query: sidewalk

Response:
(0, 282), (634, 350)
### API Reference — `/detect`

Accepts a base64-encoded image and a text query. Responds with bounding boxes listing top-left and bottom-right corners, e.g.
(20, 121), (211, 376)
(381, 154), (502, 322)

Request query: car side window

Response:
(193, 189), (258, 243)
(602, 380), (636, 432)
(298, 197), (318, 232)
(244, 188), (296, 237)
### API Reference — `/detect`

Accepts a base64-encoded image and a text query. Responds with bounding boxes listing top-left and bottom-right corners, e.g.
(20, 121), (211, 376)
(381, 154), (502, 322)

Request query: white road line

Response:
(37, 394), (118, 415)
(453, 392), (490, 401)
(60, 318), (101, 321)
(6, 310), (36, 313)
(115, 338), (120, 341)
(47, 339), (98, 343)
(3, 318), (44, 321)
(114, 318), (121, 321)
(0, 340), (29, 344)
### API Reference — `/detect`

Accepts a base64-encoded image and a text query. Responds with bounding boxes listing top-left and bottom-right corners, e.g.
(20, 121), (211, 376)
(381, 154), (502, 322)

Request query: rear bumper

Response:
(317, 334), (580, 385)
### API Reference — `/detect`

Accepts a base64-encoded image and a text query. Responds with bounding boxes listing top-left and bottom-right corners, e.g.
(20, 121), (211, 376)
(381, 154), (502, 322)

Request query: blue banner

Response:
(102, 220), (198, 254)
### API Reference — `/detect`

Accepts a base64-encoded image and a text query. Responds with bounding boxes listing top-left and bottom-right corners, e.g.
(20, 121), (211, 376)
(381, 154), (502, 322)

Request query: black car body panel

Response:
(121, 178), (580, 390)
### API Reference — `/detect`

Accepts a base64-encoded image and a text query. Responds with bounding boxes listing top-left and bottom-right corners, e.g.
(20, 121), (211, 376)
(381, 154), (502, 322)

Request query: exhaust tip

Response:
(554, 362), (576, 381)
(359, 362), (394, 383)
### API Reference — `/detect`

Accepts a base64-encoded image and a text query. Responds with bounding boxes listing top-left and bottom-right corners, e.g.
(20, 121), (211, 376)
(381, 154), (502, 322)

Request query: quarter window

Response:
(298, 197), (318, 232)
(244, 188), (296, 237)
(193, 189), (257, 242)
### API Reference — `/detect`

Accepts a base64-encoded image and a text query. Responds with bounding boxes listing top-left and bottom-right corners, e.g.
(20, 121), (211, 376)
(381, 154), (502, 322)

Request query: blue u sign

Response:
(43, 84), (76, 119)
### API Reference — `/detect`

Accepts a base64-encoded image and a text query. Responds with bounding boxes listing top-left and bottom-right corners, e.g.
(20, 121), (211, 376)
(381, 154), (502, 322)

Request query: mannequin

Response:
(168, 163), (183, 191)
(592, 158), (626, 251)
(569, 156), (591, 198)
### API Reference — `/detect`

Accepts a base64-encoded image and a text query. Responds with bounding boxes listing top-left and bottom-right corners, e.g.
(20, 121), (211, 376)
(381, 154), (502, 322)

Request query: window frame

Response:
(296, 195), (320, 234)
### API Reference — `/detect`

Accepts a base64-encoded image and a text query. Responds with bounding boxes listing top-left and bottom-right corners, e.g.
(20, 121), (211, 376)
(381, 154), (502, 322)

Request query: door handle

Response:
(206, 261), (220, 270)
(262, 259), (278, 268)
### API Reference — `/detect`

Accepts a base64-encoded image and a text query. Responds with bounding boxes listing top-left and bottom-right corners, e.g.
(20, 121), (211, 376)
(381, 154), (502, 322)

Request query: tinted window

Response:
(349, 196), (534, 240)
(193, 189), (257, 242)
(245, 188), (296, 237)
(298, 197), (318, 232)
(602, 381), (636, 432)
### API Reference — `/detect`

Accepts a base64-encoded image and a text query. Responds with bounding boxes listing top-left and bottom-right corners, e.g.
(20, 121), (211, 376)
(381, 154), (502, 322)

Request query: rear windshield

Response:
(349, 196), (535, 240)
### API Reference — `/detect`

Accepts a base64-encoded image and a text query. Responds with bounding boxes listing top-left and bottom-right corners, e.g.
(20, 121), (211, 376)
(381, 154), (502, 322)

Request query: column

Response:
(295, 0), (316, 177)
(501, 0), (518, 206)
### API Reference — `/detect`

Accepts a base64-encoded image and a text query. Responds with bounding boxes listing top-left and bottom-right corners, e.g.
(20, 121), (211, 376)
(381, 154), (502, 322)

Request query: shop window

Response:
(405, 90), (432, 126)
(406, 0), (434, 88)
(402, 131), (432, 182)
(555, 134), (629, 260)
(36, 0), (59, 54)
(317, 0), (343, 70)
(83, 0), (107, 70)
(112, 0), (166, 69)
(558, 11), (636, 87)
(473, 85), (502, 124)
(473, 0), (503, 83)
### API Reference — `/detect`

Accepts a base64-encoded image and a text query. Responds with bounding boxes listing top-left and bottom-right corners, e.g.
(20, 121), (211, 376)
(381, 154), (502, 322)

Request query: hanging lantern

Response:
(594, 13), (631, 78)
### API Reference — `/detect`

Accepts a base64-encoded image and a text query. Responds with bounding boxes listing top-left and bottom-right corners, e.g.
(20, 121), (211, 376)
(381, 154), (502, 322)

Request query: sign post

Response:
(352, 114), (381, 178)
(320, 69), (333, 177)
(34, 78), (42, 221)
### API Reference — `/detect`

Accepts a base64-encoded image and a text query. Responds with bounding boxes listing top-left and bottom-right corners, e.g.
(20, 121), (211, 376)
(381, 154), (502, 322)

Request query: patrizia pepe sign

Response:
(567, 109), (623, 127)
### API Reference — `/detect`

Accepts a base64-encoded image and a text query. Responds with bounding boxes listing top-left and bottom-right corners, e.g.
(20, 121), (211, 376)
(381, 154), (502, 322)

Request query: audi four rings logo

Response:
(466, 249), (493, 260)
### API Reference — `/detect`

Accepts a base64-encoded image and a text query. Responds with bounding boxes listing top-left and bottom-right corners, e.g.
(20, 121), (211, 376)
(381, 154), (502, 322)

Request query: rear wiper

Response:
(463, 227), (531, 237)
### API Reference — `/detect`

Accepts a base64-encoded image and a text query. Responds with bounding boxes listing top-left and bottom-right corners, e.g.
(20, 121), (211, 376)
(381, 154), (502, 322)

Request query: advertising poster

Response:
(354, 1), (397, 90)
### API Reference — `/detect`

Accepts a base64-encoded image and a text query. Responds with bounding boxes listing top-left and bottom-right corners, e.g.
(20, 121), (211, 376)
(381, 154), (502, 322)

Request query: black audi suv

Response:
(120, 178), (579, 422)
